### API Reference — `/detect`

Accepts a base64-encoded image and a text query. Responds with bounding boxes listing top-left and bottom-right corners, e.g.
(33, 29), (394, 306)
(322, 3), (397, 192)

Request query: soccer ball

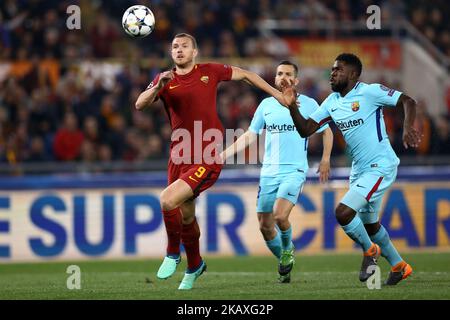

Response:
(122, 5), (155, 38)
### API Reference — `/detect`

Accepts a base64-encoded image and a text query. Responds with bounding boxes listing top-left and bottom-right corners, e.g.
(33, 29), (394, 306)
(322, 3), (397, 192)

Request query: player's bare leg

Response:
(157, 179), (194, 280)
(273, 198), (294, 231)
(273, 198), (295, 283)
(258, 213), (277, 242)
(160, 179), (194, 211)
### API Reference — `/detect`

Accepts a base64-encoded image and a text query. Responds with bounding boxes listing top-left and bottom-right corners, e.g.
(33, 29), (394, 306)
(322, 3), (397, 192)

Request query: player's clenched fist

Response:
(158, 70), (174, 87)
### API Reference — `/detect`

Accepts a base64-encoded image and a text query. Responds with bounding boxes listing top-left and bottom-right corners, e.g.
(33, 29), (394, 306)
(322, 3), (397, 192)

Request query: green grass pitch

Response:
(1, 252), (449, 300)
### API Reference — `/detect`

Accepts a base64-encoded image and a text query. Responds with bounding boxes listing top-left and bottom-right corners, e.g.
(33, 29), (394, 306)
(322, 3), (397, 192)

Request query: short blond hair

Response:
(173, 33), (197, 49)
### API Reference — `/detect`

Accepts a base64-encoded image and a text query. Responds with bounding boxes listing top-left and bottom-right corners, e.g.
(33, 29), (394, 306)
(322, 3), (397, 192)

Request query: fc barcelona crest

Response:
(351, 101), (360, 112)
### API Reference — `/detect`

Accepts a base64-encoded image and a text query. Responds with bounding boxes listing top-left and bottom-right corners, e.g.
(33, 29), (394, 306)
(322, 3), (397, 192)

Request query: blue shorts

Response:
(341, 167), (397, 224)
(256, 171), (306, 213)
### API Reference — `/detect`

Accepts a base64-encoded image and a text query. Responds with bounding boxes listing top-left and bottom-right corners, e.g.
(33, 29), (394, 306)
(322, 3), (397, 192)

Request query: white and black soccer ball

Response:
(122, 5), (155, 38)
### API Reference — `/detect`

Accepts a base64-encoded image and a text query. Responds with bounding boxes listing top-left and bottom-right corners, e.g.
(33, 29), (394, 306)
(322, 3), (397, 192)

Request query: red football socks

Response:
(181, 218), (202, 270)
(162, 208), (182, 255)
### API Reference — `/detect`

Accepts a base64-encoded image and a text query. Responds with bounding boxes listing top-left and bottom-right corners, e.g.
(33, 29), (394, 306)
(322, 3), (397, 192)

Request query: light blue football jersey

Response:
(249, 94), (328, 176)
(309, 82), (402, 175)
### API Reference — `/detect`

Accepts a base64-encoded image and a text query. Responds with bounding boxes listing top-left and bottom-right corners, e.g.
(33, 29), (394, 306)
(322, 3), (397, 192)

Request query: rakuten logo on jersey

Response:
(266, 124), (296, 132)
(336, 118), (364, 132)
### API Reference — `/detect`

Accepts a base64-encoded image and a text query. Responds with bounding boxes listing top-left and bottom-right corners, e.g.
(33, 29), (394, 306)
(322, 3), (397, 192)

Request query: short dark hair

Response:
(335, 53), (362, 77)
(173, 33), (197, 49)
(277, 60), (299, 76)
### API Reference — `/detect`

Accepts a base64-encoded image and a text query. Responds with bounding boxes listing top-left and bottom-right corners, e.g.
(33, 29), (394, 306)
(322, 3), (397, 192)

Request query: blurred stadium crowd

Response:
(0, 0), (449, 167)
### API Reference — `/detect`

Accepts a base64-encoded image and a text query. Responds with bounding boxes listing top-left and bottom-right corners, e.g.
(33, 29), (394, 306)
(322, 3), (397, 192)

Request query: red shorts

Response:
(168, 160), (223, 198)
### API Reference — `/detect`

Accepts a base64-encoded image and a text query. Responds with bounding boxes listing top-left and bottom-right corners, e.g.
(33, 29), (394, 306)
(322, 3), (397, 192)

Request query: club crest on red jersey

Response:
(200, 76), (209, 84)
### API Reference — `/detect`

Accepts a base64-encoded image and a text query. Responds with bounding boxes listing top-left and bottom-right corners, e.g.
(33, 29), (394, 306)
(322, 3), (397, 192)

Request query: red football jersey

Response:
(148, 63), (232, 163)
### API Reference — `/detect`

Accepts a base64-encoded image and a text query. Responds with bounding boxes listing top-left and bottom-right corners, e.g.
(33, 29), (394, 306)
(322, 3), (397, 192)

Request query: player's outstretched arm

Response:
(231, 66), (287, 107)
(135, 71), (174, 111)
(317, 127), (333, 183)
(396, 93), (422, 149)
(220, 130), (257, 164)
(283, 87), (320, 138)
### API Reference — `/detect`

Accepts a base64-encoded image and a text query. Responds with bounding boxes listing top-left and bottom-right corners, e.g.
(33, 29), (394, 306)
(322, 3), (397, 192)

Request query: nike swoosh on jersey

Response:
(331, 108), (338, 112)
(264, 112), (272, 116)
(188, 176), (198, 182)
(356, 184), (365, 188)
(169, 84), (181, 90)
(288, 192), (296, 196)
